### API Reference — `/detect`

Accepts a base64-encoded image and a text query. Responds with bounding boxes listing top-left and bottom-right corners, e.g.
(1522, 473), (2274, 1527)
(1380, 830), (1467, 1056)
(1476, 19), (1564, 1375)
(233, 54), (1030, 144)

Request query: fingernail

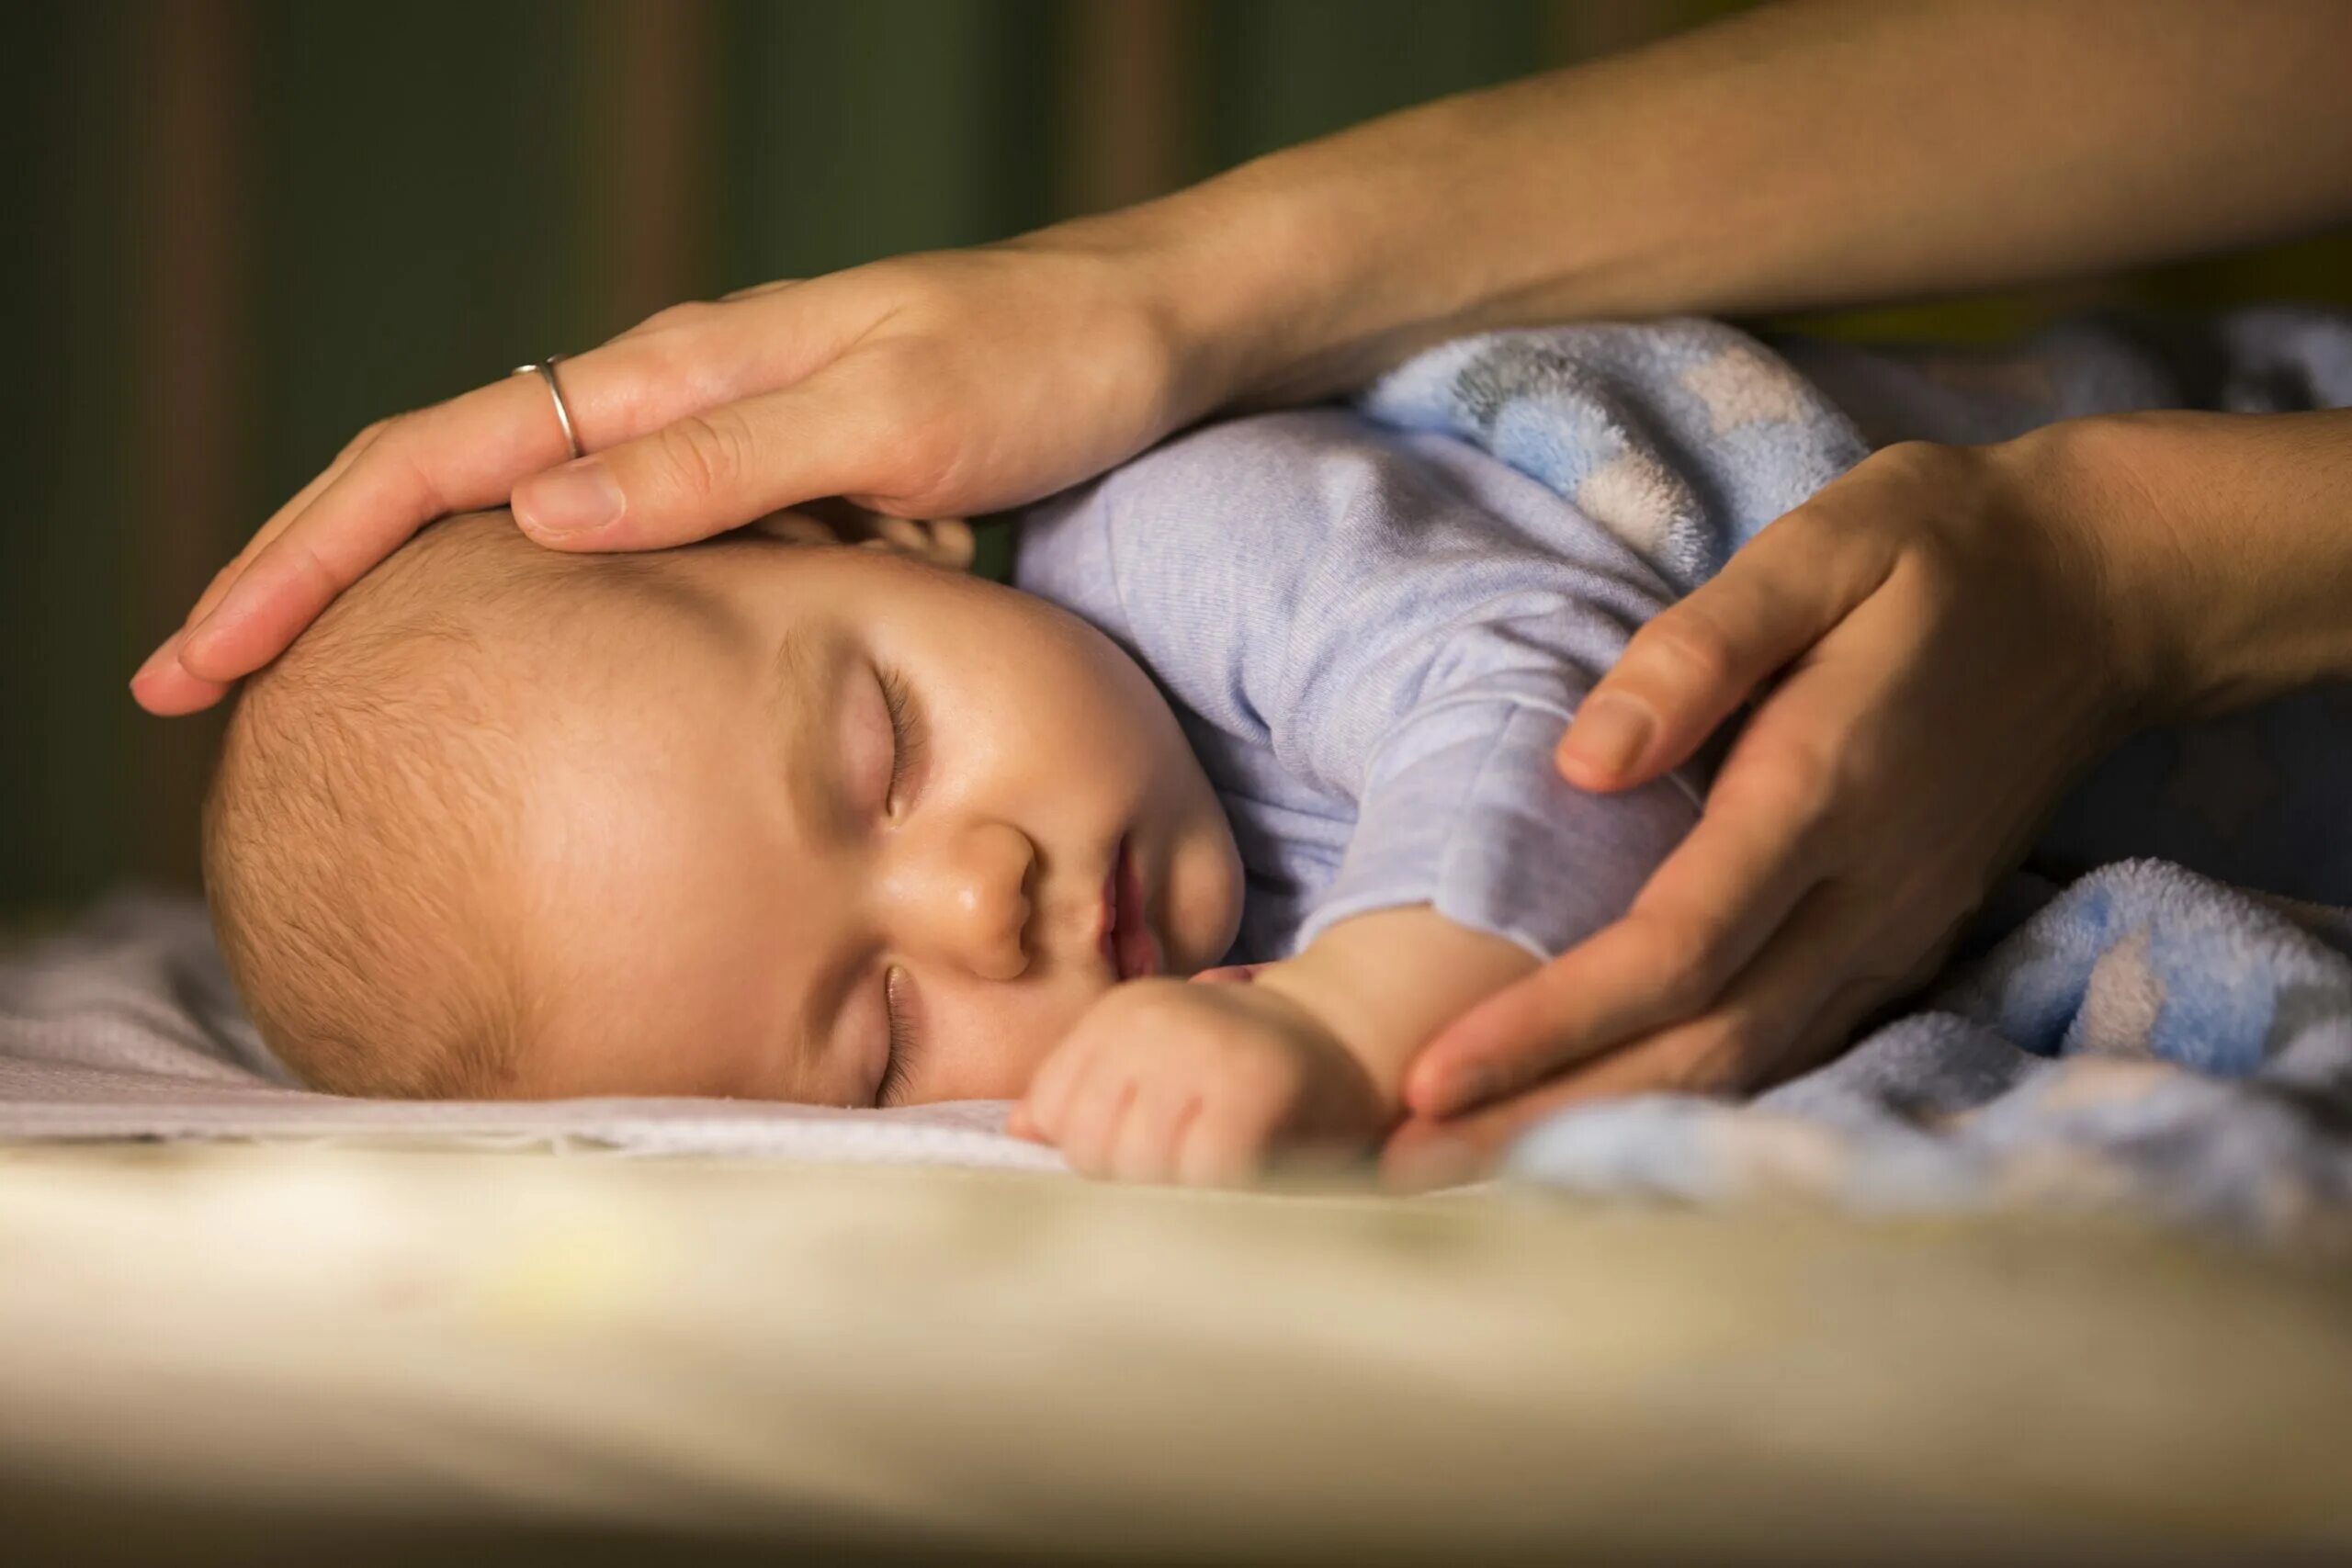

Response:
(516, 457), (625, 538)
(1563, 695), (1651, 777)
(179, 610), (230, 669)
(130, 630), (184, 688)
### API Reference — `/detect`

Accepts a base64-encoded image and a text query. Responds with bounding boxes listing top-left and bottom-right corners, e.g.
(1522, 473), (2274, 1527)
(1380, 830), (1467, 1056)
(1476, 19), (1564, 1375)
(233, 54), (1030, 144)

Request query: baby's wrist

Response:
(1252, 908), (1541, 1116)
(1247, 960), (1409, 1117)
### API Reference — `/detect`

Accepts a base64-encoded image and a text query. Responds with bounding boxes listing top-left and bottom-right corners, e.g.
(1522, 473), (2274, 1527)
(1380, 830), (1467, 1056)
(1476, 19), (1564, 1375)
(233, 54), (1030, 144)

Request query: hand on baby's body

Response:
(131, 228), (1222, 716)
(1007, 976), (1388, 1187)
(1382, 426), (2199, 1188)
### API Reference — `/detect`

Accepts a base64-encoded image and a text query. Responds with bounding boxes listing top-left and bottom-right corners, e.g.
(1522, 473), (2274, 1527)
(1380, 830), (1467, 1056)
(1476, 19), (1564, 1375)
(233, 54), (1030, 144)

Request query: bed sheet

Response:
(4, 1142), (2349, 1566)
(0, 891), (1057, 1169)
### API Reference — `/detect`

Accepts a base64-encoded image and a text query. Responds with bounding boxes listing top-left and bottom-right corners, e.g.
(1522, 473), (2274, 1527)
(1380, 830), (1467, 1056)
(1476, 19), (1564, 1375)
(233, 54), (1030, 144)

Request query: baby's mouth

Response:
(1101, 835), (1160, 982)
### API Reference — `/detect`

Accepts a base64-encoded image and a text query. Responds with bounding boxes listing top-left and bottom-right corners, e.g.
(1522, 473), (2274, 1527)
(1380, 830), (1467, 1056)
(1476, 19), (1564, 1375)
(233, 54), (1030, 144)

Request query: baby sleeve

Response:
(1053, 407), (1707, 963)
(1300, 656), (1701, 960)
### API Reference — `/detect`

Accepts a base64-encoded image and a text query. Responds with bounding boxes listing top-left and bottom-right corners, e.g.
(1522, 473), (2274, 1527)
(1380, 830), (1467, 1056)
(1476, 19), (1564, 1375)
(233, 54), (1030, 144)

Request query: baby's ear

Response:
(859, 514), (977, 571)
(744, 504), (975, 571)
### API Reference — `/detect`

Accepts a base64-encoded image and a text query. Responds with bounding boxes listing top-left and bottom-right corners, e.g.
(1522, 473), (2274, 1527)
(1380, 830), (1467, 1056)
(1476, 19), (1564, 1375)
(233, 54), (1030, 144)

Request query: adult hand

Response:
(130, 219), (1249, 716)
(1382, 425), (2179, 1190)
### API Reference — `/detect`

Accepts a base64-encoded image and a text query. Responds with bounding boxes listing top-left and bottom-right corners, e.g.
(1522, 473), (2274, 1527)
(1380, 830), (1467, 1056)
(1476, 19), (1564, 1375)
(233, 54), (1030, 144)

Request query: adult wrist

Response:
(1069, 85), (1522, 422)
(1996, 415), (2199, 734)
(2028, 410), (2352, 728)
(1071, 158), (1377, 424)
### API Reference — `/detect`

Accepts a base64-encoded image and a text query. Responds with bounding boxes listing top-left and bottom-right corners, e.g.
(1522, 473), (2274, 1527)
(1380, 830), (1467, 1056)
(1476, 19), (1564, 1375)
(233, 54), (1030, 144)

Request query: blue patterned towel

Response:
(1359, 311), (2352, 1243)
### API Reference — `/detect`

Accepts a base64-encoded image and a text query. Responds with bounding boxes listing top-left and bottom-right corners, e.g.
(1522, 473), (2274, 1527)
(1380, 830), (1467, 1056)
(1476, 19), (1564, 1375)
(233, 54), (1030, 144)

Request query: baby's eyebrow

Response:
(763, 621), (828, 831)
(766, 624), (813, 742)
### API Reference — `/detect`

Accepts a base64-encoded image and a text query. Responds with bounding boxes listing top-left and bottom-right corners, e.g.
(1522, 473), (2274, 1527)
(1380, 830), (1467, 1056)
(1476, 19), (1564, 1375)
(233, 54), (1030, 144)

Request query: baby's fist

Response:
(1009, 978), (1385, 1186)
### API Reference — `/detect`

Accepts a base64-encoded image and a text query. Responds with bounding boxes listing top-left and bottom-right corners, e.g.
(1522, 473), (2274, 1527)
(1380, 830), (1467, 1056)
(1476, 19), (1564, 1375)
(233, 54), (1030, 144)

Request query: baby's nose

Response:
(889, 820), (1035, 982)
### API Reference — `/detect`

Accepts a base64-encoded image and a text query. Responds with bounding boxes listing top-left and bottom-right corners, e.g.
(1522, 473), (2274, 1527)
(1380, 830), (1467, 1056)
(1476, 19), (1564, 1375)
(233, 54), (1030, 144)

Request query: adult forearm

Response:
(1138, 0), (2352, 406)
(2066, 409), (2352, 724)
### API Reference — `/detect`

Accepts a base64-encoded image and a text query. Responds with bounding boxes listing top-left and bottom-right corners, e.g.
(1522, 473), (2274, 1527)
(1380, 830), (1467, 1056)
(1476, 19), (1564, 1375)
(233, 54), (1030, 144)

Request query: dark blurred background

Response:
(6, 0), (2350, 926)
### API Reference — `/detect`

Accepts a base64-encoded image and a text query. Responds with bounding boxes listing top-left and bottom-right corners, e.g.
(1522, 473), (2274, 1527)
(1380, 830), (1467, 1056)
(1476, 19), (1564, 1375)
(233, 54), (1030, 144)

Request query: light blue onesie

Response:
(1014, 307), (2352, 970)
(1012, 408), (1709, 967)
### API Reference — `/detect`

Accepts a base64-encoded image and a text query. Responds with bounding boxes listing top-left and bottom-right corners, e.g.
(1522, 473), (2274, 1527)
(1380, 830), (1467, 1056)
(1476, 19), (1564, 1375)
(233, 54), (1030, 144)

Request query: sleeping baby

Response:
(202, 398), (1705, 1185)
(203, 310), (2352, 1186)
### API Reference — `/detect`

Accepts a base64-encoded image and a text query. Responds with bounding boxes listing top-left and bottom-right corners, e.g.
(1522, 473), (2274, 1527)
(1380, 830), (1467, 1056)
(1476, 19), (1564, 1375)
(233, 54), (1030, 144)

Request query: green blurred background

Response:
(6, 0), (2349, 924)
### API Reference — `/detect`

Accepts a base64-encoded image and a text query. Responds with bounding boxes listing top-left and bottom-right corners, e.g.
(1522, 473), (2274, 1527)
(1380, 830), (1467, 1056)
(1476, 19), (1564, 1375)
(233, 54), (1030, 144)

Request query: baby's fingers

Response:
(1012, 1028), (1098, 1145)
(1108, 1088), (1206, 1185)
(1170, 1081), (1295, 1190)
(1056, 1068), (1141, 1180)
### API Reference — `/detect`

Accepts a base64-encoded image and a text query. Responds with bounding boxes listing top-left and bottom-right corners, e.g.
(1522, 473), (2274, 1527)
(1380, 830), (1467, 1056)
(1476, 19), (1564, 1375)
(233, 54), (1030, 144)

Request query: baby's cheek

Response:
(932, 971), (1114, 1101)
(1168, 822), (1248, 974)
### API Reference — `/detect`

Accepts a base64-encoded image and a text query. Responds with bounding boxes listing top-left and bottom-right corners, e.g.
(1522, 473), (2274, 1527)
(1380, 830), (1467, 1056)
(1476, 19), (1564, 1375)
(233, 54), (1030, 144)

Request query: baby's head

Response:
(203, 511), (1243, 1106)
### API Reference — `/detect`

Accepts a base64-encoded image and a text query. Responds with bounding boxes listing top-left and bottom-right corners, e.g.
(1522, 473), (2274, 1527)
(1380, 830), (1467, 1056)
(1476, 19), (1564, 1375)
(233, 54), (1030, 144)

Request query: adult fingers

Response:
(1501, 880), (1872, 1106)
(1403, 715), (1849, 1117)
(1411, 628), (1900, 1119)
(1556, 502), (1894, 792)
(190, 420), (391, 629)
(718, 277), (803, 304)
(128, 649), (233, 719)
(129, 420), (394, 713)
(172, 371), (589, 682)
(1383, 1069), (1598, 1192)
(599, 283), (800, 346)
(1383, 886), (1877, 1191)
(507, 354), (942, 551)
(169, 292), (853, 687)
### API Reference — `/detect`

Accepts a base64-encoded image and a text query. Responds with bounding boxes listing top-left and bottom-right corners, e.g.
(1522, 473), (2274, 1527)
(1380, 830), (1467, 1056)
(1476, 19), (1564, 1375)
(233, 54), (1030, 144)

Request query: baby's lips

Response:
(1189, 964), (1267, 986)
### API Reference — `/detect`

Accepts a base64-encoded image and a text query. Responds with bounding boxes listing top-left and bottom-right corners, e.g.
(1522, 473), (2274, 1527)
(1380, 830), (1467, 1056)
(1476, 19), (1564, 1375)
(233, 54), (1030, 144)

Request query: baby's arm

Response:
(1012, 412), (1700, 1182)
(1011, 908), (1532, 1185)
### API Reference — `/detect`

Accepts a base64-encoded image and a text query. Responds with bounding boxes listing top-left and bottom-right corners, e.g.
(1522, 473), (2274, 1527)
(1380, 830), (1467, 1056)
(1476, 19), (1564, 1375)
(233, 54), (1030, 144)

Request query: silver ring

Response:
(511, 354), (582, 461)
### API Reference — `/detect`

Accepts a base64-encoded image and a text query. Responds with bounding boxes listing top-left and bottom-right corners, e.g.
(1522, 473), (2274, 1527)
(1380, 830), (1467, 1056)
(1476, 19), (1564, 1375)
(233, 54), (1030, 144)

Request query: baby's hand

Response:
(1008, 978), (1387, 1186)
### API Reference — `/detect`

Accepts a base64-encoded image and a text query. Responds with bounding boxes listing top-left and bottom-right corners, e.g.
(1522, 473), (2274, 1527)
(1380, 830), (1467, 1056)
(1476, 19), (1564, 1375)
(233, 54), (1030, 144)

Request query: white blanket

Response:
(0, 892), (1060, 1169)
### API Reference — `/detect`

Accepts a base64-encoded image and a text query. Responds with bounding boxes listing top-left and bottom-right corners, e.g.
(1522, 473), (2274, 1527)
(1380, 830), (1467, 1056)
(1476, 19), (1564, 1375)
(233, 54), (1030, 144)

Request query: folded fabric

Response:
(1511, 861), (2352, 1243)
(0, 893), (1055, 1169)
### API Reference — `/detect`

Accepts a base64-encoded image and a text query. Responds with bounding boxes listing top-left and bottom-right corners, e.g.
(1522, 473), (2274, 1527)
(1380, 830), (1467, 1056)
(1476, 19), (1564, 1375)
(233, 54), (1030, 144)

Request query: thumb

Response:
(1557, 508), (1883, 790)
(512, 358), (922, 550)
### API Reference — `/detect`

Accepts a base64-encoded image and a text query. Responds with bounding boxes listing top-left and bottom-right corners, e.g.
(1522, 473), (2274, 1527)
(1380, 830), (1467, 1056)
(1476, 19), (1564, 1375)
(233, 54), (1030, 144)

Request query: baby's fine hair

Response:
(203, 513), (640, 1098)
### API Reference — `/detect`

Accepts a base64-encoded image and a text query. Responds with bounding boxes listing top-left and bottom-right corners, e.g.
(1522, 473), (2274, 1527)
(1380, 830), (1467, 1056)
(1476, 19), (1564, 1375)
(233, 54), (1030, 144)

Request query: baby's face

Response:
(503, 530), (1244, 1106)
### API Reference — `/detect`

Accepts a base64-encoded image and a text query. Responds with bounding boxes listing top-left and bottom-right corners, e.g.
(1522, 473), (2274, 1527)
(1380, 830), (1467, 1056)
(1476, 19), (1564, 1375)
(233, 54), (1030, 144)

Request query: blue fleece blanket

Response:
(1360, 310), (2352, 1244)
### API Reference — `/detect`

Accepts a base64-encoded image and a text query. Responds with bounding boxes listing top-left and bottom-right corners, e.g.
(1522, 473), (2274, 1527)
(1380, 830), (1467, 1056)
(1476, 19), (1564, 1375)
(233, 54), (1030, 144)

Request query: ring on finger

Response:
(511, 354), (582, 461)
